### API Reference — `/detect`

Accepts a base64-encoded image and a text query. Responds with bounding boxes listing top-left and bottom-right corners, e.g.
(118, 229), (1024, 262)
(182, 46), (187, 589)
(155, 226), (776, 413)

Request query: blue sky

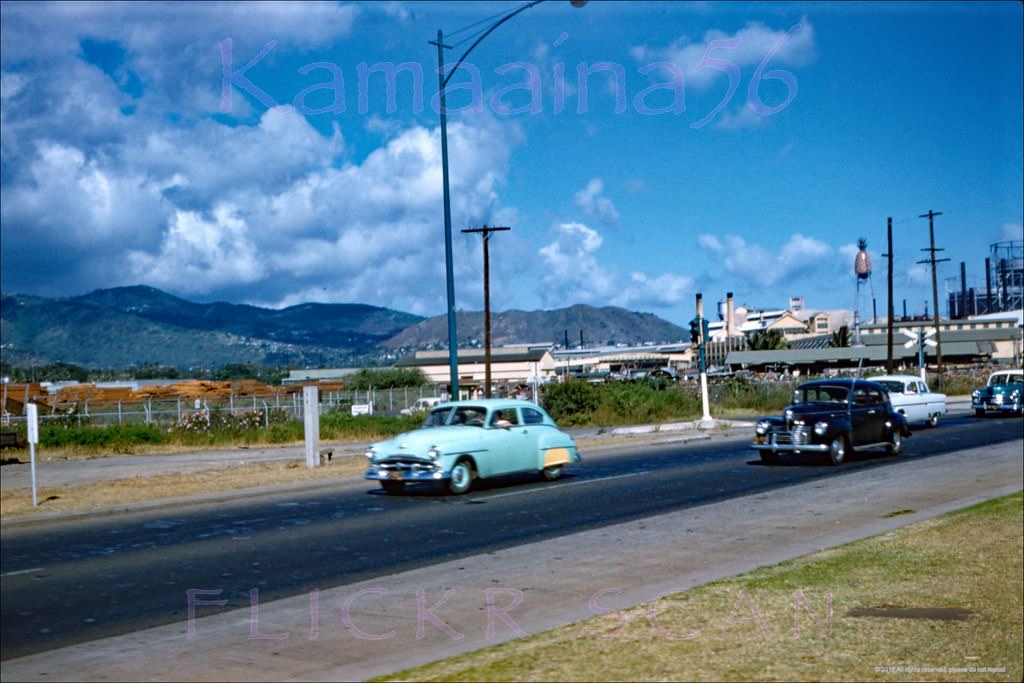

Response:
(1, 1), (1021, 329)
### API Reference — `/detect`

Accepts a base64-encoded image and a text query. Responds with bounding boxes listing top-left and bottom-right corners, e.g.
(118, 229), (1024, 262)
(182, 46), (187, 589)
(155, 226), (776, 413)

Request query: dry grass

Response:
(0, 455), (367, 518)
(380, 493), (1024, 682)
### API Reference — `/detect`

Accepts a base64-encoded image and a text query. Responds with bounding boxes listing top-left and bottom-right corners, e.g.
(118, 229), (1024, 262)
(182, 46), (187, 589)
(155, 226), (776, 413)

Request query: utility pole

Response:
(917, 210), (948, 389)
(462, 225), (510, 398)
(884, 217), (894, 373)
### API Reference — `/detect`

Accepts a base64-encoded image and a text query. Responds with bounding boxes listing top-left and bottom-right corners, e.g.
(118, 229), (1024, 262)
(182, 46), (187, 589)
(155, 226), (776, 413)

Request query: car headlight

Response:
(784, 409), (794, 422)
(427, 446), (441, 461)
(814, 421), (828, 436)
(365, 447), (377, 460)
(755, 420), (769, 435)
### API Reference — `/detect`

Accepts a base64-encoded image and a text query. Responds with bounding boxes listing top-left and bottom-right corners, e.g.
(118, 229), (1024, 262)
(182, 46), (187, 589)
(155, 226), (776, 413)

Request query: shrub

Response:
(39, 423), (167, 452)
(542, 380), (601, 425)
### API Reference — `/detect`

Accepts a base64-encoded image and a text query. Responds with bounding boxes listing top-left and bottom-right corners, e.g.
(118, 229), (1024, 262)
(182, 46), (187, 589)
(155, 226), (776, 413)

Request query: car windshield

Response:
(793, 385), (848, 404)
(875, 380), (904, 394)
(423, 407), (453, 427)
(423, 405), (488, 427)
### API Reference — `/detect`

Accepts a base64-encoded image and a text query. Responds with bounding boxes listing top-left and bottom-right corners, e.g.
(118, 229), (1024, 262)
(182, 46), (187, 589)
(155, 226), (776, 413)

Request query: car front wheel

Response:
(828, 436), (847, 466)
(975, 408), (985, 417)
(380, 480), (404, 495)
(887, 430), (902, 455)
(760, 450), (779, 465)
(448, 459), (473, 495)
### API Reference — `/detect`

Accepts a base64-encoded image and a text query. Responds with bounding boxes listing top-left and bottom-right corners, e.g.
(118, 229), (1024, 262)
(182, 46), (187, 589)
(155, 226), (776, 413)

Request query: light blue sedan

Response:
(364, 399), (581, 495)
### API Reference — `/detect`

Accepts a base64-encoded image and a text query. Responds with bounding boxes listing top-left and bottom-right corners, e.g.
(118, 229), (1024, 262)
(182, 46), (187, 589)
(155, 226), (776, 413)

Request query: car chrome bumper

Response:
(364, 466), (449, 483)
(973, 401), (1022, 413)
(750, 437), (829, 453)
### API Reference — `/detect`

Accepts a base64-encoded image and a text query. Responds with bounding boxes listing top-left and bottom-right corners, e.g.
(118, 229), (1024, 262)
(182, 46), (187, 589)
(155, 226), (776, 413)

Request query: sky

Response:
(1, 0), (1021, 329)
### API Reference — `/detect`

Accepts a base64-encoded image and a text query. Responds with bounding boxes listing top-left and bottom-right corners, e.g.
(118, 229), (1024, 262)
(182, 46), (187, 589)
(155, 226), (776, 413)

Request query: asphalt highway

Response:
(2, 411), (1020, 665)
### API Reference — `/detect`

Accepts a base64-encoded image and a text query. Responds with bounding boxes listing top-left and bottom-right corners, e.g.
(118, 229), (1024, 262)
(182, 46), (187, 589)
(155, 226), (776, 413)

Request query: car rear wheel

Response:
(828, 436), (847, 466)
(760, 450), (779, 465)
(541, 465), (563, 481)
(927, 413), (939, 428)
(448, 459), (473, 495)
(887, 430), (902, 455)
(380, 480), (405, 494)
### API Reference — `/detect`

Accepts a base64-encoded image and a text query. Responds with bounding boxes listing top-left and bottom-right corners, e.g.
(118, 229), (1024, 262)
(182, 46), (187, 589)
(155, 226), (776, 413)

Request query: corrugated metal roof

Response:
(395, 348), (550, 367)
(725, 340), (992, 366)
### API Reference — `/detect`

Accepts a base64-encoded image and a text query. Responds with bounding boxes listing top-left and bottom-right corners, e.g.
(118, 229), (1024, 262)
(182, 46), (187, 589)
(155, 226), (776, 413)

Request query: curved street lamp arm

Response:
(442, 0), (545, 89)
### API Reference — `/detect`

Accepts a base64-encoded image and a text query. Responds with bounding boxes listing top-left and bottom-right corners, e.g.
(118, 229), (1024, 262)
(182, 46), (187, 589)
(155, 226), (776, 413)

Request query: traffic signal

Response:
(689, 318), (700, 344)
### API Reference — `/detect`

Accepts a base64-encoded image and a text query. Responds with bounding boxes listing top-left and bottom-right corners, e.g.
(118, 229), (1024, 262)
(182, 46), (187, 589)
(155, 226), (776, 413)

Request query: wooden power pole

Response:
(462, 225), (510, 398)
(917, 210), (948, 388)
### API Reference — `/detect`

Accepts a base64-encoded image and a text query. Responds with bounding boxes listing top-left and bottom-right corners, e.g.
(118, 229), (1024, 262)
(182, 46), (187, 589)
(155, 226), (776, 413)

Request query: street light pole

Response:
(432, 30), (459, 400)
(431, 0), (584, 402)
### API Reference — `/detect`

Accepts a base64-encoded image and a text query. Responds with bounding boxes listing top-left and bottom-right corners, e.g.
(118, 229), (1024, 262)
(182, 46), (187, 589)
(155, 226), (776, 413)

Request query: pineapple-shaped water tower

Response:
(853, 237), (873, 346)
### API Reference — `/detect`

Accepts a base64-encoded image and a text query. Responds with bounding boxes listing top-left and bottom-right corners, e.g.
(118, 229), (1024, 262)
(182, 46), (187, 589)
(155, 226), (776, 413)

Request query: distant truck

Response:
(870, 374), (947, 428)
(400, 397), (443, 416)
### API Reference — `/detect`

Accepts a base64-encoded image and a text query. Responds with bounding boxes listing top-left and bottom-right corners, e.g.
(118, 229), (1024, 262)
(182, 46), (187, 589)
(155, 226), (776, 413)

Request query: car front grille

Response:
(377, 457), (438, 473)
(774, 425), (810, 446)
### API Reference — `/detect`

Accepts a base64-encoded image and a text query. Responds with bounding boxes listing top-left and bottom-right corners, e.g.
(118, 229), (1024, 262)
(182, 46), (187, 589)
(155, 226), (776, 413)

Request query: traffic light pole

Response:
(695, 294), (712, 423)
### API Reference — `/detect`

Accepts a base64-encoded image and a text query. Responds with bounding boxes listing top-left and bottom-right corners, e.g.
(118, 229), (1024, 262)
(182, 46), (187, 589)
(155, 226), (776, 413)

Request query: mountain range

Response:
(0, 286), (689, 370)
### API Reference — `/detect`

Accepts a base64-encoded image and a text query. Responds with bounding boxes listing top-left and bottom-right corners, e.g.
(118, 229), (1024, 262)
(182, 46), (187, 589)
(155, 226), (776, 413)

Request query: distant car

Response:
(869, 374), (947, 428)
(972, 369), (1024, 417)
(364, 399), (581, 495)
(751, 378), (910, 466)
(400, 397), (443, 416)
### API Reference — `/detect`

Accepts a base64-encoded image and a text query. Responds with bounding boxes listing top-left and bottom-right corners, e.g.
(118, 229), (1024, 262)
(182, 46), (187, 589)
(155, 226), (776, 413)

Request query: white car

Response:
(400, 397), (443, 416)
(870, 374), (947, 428)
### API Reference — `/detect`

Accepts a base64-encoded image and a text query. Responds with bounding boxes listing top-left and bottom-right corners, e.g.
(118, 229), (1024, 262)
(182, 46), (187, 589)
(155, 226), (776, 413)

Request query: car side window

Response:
(522, 408), (545, 425)
(853, 388), (868, 405)
(866, 387), (883, 404)
(906, 382), (918, 394)
(489, 408), (519, 427)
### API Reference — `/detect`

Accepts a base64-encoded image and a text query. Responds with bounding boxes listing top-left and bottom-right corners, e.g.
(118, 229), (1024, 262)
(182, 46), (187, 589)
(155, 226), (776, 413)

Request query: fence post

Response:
(118, 400), (122, 425)
(303, 386), (319, 469)
(177, 398), (181, 424)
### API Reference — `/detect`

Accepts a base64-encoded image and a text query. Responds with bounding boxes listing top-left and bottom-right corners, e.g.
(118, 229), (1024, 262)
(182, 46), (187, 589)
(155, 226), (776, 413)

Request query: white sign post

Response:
(303, 386), (320, 469)
(26, 403), (39, 506)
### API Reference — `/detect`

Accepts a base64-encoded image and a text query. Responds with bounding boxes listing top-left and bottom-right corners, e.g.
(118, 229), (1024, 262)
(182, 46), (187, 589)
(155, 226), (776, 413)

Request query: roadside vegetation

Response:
(0, 368), (993, 455)
(378, 492), (1023, 682)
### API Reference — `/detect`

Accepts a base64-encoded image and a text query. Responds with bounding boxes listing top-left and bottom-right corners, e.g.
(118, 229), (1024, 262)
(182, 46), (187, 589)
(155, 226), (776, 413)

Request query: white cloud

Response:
(613, 272), (693, 308)
(573, 178), (620, 225)
(1001, 222), (1023, 242)
(699, 232), (832, 289)
(632, 20), (816, 91)
(537, 222), (692, 310)
(127, 205), (265, 292)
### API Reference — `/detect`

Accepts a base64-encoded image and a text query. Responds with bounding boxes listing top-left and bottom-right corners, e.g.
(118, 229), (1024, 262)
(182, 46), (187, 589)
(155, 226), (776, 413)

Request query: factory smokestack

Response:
(726, 292), (735, 337)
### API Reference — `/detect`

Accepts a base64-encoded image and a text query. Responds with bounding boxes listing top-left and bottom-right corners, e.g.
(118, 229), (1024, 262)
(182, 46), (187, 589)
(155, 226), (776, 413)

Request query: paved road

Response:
(2, 405), (1015, 679)
(1, 435), (1019, 681)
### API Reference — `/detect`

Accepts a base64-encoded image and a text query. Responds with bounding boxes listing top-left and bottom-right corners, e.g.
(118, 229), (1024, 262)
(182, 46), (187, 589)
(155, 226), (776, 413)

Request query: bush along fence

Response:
(1, 384), (448, 431)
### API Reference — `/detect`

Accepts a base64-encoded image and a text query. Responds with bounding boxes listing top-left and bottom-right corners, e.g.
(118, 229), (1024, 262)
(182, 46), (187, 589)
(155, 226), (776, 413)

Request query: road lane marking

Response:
(1, 567), (44, 577)
(475, 470), (651, 501)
